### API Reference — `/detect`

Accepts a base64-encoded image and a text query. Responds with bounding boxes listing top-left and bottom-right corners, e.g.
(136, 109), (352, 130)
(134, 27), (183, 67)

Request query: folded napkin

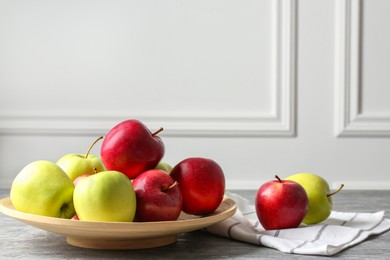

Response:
(205, 192), (390, 256)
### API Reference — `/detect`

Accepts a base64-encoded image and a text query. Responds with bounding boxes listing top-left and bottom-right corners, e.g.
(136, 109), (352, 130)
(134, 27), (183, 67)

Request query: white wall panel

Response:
(1, 0), (390, 190)
(335, 0), (390, 137)
(0, 0), (296, 189)
(0, 0), (295, 137)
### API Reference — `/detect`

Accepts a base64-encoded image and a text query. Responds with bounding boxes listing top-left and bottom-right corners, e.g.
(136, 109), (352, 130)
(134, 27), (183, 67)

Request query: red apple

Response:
(170, 157), (225, 215)
(100, 119), (165, 179)
(132, 169), (182, 222)
(255, 175), (308, 230)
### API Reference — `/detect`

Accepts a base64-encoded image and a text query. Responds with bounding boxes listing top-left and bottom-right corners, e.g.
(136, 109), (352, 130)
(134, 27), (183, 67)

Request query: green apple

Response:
(73, 171), (136, 222)
(155, 161), (173, 173)
(57, 136), (106, 181)
(285, 173), (344, 225)
(10, 160), (75, 218)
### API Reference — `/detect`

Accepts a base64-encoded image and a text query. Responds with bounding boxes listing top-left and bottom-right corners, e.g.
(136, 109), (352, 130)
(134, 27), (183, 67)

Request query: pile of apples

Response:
(10, 119), (226, 222)
(255, 174), (344, 230)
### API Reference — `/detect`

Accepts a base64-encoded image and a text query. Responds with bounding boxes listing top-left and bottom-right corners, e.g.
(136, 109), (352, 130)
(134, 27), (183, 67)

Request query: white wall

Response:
(1, 0), (390, 190)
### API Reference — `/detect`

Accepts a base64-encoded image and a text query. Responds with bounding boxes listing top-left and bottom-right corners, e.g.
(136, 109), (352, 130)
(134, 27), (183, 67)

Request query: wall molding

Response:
(0, 0), (297, 137)
(2, 177), (389, 190)
(335, 0), (390, 137)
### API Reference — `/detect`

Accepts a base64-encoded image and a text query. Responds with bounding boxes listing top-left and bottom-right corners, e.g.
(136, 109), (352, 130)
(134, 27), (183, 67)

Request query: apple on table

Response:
(255, 175), (308, 230)
(285, 173), (344, 224)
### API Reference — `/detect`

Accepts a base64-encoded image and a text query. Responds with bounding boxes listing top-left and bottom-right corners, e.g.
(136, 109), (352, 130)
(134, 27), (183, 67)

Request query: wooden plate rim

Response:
(0, 196), (237, 239)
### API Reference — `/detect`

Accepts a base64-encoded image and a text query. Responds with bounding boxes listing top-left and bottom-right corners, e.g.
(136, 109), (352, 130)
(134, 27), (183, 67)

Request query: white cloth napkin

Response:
(205, 192), (390, 256)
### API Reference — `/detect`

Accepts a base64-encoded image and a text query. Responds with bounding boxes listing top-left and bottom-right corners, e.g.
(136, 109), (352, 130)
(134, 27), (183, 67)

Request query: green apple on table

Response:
(73, 170), (137, 222)
(57, 136), (106, 181)
(285, 173), (344, 224)
(10, 160), (75, 218)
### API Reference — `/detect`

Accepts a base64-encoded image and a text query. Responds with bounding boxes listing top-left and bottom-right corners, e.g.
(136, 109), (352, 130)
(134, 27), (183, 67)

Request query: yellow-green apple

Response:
(285, 173), (344, 224)
(57, 136), (106, 181)
(73, 170), (136, 222)
(100, 119), (165, 179)
(255, 175), (308, 230)
(155, 161), (173, 174)
(132, 169), (182, 222)
(10, 160), (75, 218)
(170, 157), (225, 215)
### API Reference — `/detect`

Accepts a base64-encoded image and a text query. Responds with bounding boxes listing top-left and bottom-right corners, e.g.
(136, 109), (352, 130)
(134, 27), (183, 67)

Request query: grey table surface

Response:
(0, 189), (389, 259)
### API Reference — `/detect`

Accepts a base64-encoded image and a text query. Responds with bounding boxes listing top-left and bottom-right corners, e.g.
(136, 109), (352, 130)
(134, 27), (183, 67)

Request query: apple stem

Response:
(162, 181), (178, 192)
(275, 175), (282, 183)
(151, 127), (164, 137)
(85, 136), (104, 159)
(327, 184), (345, 197)
(168, 181), (178, 190)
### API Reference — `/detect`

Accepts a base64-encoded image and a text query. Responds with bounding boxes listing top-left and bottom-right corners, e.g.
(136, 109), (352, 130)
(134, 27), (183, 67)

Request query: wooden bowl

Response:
(0, 197), (236, 250)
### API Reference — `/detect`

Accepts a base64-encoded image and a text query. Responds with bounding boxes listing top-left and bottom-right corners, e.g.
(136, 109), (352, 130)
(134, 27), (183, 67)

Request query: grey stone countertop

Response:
(0, 189), (389, 259)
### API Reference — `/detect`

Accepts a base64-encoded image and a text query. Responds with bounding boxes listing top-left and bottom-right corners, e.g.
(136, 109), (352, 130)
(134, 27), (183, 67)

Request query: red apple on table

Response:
(100, 119), (165, 179)
(170, 157), (225, 215)
(255, 175), (308, 230)
(132, 169), (182, 222)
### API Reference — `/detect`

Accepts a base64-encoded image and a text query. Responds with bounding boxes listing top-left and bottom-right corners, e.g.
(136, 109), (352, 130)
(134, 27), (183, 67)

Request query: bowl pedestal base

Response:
(66, 234), (177, 250)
